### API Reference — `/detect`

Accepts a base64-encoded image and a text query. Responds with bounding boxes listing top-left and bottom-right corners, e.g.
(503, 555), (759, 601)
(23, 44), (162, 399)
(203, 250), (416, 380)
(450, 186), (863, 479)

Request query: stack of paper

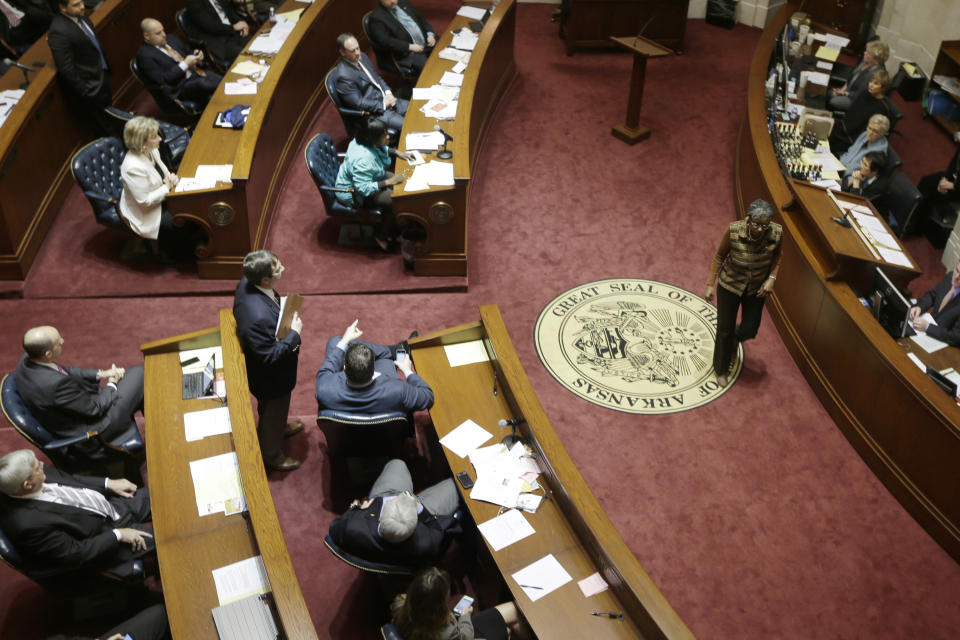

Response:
(407, 160), (454, 189)
(0, 88), (25, 128)
(405, 130), (446, 151)
(412, 85), (460, 101)
(451, 29), (479, 51)
(456, 5), (487, 19)
(189, 452), (246, 516)
(420, 98), (458, 119)
(212, 556), (271, 606)
(439, 71), (464, 87)
(849, 209), (913, 268)
(184, 406), (232, 442)
(225, 78), (257, 95)
(438, 48), (471, 63)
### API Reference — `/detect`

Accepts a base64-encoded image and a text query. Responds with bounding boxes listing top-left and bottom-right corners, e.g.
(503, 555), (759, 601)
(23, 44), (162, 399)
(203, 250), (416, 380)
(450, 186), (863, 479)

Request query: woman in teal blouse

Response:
(335, 118), (413, 251)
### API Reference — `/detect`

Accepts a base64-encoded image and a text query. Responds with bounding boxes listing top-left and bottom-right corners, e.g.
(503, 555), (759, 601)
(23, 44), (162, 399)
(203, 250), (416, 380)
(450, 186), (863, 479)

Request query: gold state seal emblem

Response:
(534, 279), (740, 415)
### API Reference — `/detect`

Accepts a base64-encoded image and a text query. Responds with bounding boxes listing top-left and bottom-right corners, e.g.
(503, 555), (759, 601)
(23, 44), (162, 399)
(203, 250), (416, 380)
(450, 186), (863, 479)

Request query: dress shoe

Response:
(716, 373), (729, 387)
(284, 421), (304, 438)
(266, 456), (301, 472)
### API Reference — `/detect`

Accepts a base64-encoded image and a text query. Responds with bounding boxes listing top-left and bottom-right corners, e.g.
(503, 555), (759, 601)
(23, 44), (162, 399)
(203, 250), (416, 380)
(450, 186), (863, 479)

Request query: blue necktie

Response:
(77, 18), (108, 70)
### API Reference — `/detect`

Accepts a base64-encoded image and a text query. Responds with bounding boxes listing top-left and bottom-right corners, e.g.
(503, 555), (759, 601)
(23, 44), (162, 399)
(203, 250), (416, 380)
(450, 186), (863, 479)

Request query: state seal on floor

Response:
(534, 278), (742, 414)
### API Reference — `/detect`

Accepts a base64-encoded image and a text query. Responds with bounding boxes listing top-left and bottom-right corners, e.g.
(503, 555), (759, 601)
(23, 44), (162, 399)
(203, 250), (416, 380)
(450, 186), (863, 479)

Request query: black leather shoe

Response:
(266, 456), (302, 472)
(284, 421), (304, 438)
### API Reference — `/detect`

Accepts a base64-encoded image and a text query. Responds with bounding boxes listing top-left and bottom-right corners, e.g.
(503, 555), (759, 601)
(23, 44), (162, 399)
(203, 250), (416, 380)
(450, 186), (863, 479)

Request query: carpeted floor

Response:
(2, 3), (960, 639)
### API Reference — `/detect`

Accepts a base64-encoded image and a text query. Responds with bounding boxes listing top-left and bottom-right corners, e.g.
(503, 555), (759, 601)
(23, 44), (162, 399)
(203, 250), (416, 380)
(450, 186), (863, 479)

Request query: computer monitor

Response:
(871, 266), (914, 339)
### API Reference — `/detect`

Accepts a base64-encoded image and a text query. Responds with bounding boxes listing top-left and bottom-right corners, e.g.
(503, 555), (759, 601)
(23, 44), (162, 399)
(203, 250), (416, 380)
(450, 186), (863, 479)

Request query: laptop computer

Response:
(182, 354), (216, 400)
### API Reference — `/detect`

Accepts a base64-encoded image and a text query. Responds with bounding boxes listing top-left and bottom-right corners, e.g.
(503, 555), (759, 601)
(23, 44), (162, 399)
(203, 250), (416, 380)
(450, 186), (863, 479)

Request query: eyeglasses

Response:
(747, 219), (771, 230)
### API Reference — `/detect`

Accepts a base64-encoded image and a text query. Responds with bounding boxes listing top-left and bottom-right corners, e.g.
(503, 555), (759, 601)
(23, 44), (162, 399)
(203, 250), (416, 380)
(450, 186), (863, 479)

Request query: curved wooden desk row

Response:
(409, 305), (694, 640)
(0, 0), (178, 280)
(737, 2), (960, 563)
(141, 310), (316, 640)
(392, 0), (516, 277)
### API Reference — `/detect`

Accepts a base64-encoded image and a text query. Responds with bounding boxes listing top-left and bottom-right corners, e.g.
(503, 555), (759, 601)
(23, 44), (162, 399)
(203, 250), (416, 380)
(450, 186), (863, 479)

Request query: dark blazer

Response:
(1, 0), (52, 48)
(315, 337), (434, 414)
(0, 466), (150, 573)
(842, 93), (894, 141)
(914, 272), (960, 347)
(367, 1), (434, 59)
(15, 354), (117, 438)
(335, 53), (393, 116)
(47, 12), (108, 99)
(184, 0), (247, 62)
(135, 34), (195, 102)
(232, 277), (300, 401)
(328, 497), (458, 565)
(843, 173), (889, 205)
(845, 60), (880, 103)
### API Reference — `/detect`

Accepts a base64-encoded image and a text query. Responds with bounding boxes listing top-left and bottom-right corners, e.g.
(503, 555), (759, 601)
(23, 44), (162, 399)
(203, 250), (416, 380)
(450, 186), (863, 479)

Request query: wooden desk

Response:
(392, 0), (516, 277)
(0, 0), (178, 280)
(559, 0), (689, 56)
(737, 2), (960, 563)
(409, 305), (693, 640)
(165, 0), (368, 279)
(141, 310), (316, 639)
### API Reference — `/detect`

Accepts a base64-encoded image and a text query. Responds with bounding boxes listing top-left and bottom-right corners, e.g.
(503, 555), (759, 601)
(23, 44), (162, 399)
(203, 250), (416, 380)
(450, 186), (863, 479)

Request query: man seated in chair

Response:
(14, 326), (145, 457)
(328, 459), (460, 565)
(367, 0), (436, 78)
(184, 0), (251, 64)
(0, 449), (153, 578)
(0, 0), (53, 51)
(842, 151), (888, 205)
(136, 18), (222, 110)
(908, 260), (960, 347)
(335, 32), (409, 131)
(315, 319), (432, 414)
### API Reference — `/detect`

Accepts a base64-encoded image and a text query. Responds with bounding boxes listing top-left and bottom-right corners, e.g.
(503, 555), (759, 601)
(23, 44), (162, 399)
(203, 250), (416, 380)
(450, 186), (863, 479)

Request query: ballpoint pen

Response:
(591, 611), (624, 619)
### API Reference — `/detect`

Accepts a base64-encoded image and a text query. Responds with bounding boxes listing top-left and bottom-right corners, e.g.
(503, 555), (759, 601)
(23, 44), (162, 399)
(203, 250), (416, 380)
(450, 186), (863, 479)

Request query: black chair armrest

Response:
(319, 186), (356, 194)
(338, 107), (369, 117)
(44, 431), (99, 450)
(84, 191), (117, 206)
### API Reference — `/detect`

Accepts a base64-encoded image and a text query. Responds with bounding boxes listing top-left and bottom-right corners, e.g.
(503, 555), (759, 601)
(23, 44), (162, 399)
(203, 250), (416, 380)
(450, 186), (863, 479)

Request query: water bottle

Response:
(269, 7), (277, 26)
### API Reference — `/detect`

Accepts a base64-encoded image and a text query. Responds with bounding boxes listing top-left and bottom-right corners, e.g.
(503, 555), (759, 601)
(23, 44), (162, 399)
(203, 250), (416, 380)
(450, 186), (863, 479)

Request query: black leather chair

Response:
(323, 534), (419, 577)
(103, 106), (191, 169)
(70, 137), (128, 232)
(325, 65), (374, 140)
(380, 623), (404, 640)
(129, 57), (202, 121)
(885, 172), (922, 237)
(175, 8), (229, 73)
(362, 10), (415, 86)
(0, 373), (144, 481)
(316, 408), (411, 486)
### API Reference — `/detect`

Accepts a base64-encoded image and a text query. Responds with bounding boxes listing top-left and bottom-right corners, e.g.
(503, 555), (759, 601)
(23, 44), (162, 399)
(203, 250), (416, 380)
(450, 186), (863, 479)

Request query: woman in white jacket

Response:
(119, 116), (183, 257)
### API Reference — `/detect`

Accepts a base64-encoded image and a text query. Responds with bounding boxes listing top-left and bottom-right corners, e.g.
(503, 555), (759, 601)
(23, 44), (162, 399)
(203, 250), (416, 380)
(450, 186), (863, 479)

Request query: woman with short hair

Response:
(839, 113), (890, 178)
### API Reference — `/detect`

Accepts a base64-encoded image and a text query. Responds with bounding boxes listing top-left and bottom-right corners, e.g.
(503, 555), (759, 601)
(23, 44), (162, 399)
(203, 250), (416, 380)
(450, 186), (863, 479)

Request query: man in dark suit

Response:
(916, 135), (960, 227)
(232, 250), (304, 472)
(842, 151), (888, 205)
(328, 459), (459, 565)
(0, 0), (52, 50)
(48, 0), (112, 134)
(335, 32), (408, 131)
(908, 260), (960, 347)
(367, 0), (436, 77)
(0, 449), (153, 577)
(136, 18), (222, 110)
(184, 0), (251, 65)
(15, 326), (144, 457)
(315, 319), (432, 414)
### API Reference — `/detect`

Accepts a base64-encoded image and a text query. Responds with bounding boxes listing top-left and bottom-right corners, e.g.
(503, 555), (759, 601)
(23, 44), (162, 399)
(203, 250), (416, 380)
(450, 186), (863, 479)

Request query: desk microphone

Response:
(434, 124), (453, 159)
(498, 418), (524, 447)
(3, 58), (40, 89)
(633, 15), (654, 46)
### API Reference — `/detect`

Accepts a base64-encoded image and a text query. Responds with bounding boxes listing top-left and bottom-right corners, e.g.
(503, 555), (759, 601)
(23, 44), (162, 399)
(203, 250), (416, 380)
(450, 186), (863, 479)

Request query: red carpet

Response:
(3, 3), (960, 639)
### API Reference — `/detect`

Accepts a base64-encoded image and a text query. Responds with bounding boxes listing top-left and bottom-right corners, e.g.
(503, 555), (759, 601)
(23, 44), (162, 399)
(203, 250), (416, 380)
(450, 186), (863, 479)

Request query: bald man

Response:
(14, 326), (144, 454)
(135, 18), (222, 110)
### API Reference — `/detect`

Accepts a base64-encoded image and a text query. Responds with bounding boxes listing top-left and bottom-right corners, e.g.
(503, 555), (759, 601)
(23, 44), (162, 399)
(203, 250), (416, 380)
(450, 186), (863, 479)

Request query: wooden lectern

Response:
(610, 35), (673, 145)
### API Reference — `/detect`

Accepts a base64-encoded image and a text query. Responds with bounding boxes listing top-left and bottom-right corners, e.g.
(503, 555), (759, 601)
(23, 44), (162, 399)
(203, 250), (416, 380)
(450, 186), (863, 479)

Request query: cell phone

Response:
(456, 471), (474, 489)
(452, 594), (474, 615)
(180, 356), (200, 367)
(395, 346), (408, 364)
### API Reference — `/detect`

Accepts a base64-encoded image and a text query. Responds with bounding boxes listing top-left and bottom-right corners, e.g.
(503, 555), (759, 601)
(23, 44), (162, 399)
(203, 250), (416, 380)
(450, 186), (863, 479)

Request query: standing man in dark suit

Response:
(232, 250), (304, 472)
(0, 0), (52, 50)
(842, 151), (888, 205)
(48, 0), (112, 134)
(908, 260), (960, 347)
(136, 18), (222, 110)
(335, 32), (408, 131)
(315, 318), (432, 414)
(184, 0), (251, 65)
(916, 134), (960, 227)
(15, 326), (144, 458)
(0, 449), (153, 576)
(367, 0), (436, 77)
(328, 459), (460, 565)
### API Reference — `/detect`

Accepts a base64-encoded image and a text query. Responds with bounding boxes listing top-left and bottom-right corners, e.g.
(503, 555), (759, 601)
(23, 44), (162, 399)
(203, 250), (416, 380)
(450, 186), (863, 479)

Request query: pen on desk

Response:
(591, 612), (624, 620)
(518, 584), (543, 590)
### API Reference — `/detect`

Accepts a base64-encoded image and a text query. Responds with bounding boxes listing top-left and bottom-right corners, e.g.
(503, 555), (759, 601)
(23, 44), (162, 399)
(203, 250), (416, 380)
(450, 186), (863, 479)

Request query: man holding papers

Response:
(335, 33), (409, 131)
(908, 260), (960, 346)
(233, 250), (304, 472)
(0, 449), (153, 579)
(315, 318), (433, 414)
(367, 0), (436, 78)
(328, 459), (460, 565)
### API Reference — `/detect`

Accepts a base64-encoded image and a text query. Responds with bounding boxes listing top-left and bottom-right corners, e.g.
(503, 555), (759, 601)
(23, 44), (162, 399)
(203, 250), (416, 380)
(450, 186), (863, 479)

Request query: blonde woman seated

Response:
(119, 116), (193, 259)
(391, 567), (531, 640)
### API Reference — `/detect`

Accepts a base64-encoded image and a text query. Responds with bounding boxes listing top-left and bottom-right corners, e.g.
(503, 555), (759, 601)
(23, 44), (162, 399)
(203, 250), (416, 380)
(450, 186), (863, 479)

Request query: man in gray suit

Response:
(334, 32), (408, 131)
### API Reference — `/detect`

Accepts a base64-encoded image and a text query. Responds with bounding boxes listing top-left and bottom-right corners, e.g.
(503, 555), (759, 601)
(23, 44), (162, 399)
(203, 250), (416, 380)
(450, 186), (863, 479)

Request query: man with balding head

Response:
(14, 326), (144, 454)
(136, 18), (222, 110)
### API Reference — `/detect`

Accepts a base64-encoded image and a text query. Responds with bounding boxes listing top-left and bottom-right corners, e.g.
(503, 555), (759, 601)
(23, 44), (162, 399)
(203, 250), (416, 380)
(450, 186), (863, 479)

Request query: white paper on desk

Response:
(420, 98), (458, 119)
(907, 351), (927, 371)
(248, 34), (283, 55)
(403, 172), (431, 192)
(174, 177), (217, 192)
(802, 150), (845, 173)
(444, 340), (490, 366)
(184, 406), (232, 442)
(477, 509), (535, 551)
(225, 80), (258, 95)
(189, 452), (245, 516)
(452, 60), (468, 74)
(195, 164), (234, 184)
(470, 472), (523, 508)
(805, 71), (830, 86)
(868, 228), (899, 250)
(438, 47), (471, 63)
(911, 329), (949, 353)
(439, 419), (492, 458)
(439, 71), (464, 87)
(451, 29), (479, 51)
(816, 61), (833, 71)
(877, 246), (913, 268)
(231, 60), (265, 76)
(411, 87), (434, 100)
(851, 210), (882, 229)
(405, 130), (445, 150)
(815, 46), (840, 62)
(813, 179), (841, 190)
(212, 556), (272, 606)
(824, 34), (850, 49)
(457, 5), (488, 19)
(578, 572), (609, 597)
(424, 160), (454, 186)
(511, 554), (572, 602)
(405, 150), (425, 166)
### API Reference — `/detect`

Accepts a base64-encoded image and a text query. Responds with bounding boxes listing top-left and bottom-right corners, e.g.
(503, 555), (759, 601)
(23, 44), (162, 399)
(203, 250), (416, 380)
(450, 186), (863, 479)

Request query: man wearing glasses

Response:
(704, 200), (783, 387)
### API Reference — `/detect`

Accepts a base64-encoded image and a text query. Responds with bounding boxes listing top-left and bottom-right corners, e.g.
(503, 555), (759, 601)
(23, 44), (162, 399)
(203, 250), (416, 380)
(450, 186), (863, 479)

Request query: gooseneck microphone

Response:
(498, 418), (524, 447)
(434, 124), (453, 159)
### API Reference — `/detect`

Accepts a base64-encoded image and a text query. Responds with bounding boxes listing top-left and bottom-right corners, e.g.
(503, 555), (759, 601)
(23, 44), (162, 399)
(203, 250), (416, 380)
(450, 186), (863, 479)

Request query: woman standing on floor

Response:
(704, 200), (783, 387)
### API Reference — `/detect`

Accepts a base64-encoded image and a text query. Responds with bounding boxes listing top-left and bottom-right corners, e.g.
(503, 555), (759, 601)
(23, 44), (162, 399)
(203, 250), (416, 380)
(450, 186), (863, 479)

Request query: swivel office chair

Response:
(316, 407), (411, 488)
(129, 57), (202, 123)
